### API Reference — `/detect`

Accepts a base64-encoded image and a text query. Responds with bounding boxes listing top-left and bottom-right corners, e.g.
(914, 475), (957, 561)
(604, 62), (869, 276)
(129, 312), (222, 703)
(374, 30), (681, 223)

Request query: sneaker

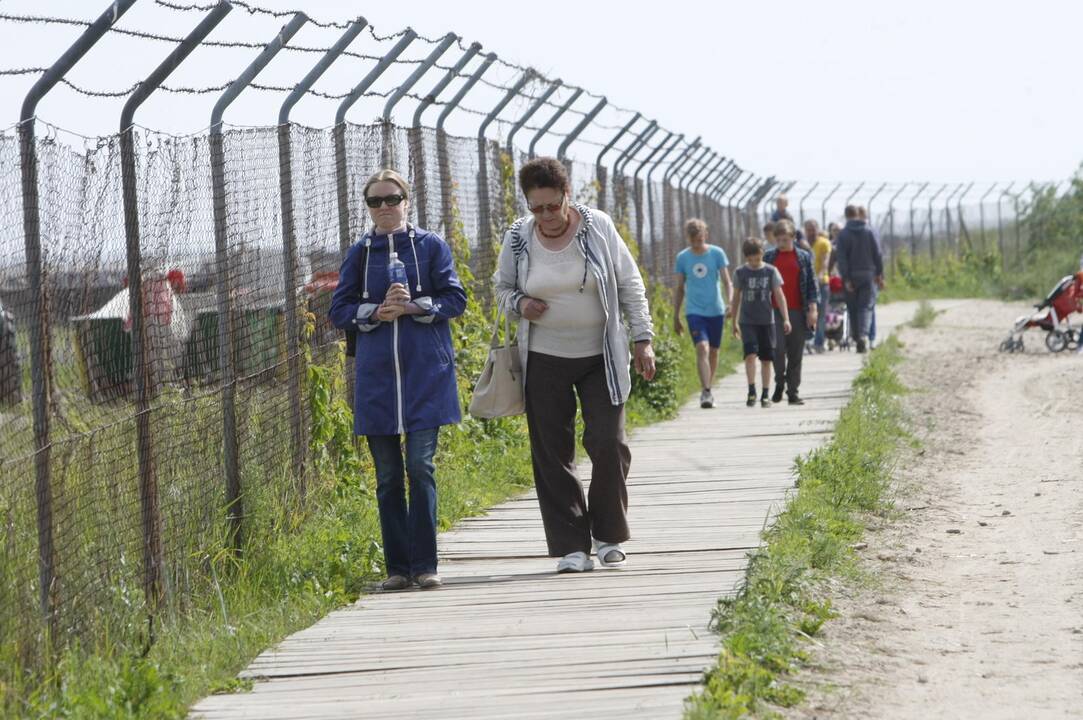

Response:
(787, 394), (805, 405)
(381, 574), (411, 591)
(760, 397), (771, 408)
(746, 392), (756, 408)
(416, 573), (442, 589)
(593, 541), (627, 568)
(700, 389), (714, 409)
(856, 338), (868, 353)
(556, 551), (594, 573)
(771, 385), (784, 403)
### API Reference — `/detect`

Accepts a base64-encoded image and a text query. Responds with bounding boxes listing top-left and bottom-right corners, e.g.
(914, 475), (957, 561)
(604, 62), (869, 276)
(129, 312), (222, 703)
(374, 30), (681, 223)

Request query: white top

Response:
(523, 232), (605, 358)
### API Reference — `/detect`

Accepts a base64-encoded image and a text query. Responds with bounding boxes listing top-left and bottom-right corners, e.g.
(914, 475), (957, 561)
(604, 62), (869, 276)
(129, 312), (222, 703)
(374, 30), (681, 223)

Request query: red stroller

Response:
(999, 271), (1083, 353)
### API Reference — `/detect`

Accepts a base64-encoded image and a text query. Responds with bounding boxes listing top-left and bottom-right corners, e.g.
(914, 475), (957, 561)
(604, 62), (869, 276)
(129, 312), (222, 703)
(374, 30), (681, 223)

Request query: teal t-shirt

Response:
(675, 245), (729, 317)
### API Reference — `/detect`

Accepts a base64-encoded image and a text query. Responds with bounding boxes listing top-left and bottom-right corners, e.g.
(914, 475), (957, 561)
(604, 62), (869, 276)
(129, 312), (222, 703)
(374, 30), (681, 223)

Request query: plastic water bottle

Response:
(388, 252), (410, 299)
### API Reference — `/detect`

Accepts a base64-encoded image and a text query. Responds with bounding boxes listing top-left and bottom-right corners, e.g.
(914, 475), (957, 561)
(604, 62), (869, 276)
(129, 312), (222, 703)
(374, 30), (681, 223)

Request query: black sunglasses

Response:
(365, 194), (405, 209)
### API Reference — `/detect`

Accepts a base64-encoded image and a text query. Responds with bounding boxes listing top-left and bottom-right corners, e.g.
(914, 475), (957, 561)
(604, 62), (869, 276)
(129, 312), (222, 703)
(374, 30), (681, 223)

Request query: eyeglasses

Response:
(528, 199), (565, 215)
(365, 194), (405, 209)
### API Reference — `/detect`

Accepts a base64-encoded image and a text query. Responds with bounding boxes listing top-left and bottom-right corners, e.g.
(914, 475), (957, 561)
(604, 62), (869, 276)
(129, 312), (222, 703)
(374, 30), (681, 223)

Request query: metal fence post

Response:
(279, 17), (366, 500)
(923, 183), (947, 259)
(690, 153), (725, 217)
(528, 88), (583, 160)
(434, 50), (494, 236)
(557, 96), (608, 183)
(907, 182), (930, 257)
(725, 172), (753, 246)
(997, 182), (1015, 263)
(611, 120), (658, 231)
(630, 130), (674, 255)
(381, 32), (457, 168)
(941, 182), (964, 253)
(335, 31), (417, 254)
(476, 70), (533, 299)
(661, 137), (701, 259)
(506, 78), (561, 156)
(819, 181), (843, 230)
(977, 182), (998, 252)
(675, 146), (710, 224)
(954, 181), (976, 252)
(642, 134), (684, 280)
(884, 183), (909, 271)
(595, 113), (641, 212)
(211, 12), (308, 553)
(19, 0), (139, 643)
(120, 0), (232, 617)
(797, 181), (819, 225)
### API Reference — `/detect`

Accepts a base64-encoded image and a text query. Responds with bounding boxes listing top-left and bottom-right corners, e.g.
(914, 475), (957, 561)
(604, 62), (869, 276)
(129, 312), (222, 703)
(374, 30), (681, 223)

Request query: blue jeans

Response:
(814, 283), (830, 348)
(366, 427), (440, 577)
(868, 289), (879, 343)
(846, 279), (876, 341)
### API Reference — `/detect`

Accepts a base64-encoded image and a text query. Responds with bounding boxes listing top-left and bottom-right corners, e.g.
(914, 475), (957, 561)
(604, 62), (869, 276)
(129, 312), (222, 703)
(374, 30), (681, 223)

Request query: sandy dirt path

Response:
(785, 299), (1083, 719)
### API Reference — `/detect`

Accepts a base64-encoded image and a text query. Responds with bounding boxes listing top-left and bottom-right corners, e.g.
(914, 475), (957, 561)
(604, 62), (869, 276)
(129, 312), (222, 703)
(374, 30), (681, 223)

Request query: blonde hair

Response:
(362, 168), (410, 201)
(684, 218), (708, 239)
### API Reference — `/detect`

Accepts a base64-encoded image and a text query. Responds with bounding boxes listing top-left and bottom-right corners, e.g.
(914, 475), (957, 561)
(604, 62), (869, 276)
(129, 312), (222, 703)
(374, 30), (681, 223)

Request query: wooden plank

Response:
(190, 306), (913, 719)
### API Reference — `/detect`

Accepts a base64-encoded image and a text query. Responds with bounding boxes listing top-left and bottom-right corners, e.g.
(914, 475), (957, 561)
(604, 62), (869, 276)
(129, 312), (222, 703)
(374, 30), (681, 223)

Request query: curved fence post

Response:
(884, 183), (909, 271)
(278, 17), (366, 501)
(819, 181), (843, 230)
(924, 183), (948, 259)
(528, 88), (583, 160)
(506, 78), (562, 156)
(557, 96), (607, 183)
(381, 32), (457, 168)
(977, 182), (999, 250)
(798, 181), (819, 225)
(120, 0), (233, 617)
(643, 134), (684, 279)
(476, 70), (533, 300)
(434, 50), (494, 236)
(210, 12), (309, 553)
(20, 0), (140, 642)
(953, 181), (976, 252)
(996, 182), (1015, 263)
(595, 113), (641, 212)
(630, 130), (674, 254)
(334, 31), (417, 254)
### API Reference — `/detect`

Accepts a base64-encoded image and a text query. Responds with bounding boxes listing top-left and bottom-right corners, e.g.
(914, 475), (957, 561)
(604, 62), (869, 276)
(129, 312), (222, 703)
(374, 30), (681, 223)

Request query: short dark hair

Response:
(762, 221), (776, 236)
(844, 204), (858, 219)
(519, 157), (570, 196)
(742, 237), (763, 257)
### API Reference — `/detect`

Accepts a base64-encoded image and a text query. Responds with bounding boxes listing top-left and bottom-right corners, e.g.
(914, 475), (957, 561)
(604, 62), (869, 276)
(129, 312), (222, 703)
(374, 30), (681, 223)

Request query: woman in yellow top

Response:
(804, 219), (833, 353)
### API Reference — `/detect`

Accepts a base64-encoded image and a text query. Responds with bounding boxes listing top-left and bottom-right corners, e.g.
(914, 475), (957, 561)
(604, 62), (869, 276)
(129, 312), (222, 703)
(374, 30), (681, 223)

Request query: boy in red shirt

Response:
(764, 220), (819, 404)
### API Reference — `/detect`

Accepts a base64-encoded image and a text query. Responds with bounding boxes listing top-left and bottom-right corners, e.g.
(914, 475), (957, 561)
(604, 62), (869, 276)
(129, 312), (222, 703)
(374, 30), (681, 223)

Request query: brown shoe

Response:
(381, 574), (411, 591)
(416, 573), (442, 589)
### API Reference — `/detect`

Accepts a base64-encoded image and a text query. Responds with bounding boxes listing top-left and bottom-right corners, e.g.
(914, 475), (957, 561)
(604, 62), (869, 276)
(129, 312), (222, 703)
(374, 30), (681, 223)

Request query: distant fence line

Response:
(0, 0), (1048, 671)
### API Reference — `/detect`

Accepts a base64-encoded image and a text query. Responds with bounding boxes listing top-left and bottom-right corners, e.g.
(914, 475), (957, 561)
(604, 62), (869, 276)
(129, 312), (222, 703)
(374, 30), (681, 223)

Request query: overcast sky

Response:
(0, 0), (1079, 187)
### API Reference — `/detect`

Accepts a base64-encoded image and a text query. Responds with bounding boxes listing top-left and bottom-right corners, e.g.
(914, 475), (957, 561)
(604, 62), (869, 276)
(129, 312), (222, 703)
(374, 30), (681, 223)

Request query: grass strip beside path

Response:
(685, 337), (907, 720)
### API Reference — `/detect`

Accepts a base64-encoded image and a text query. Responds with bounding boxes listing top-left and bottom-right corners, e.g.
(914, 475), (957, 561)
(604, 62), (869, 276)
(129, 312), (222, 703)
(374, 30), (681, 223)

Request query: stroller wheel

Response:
(999, 338), (1013, 353)
(1045, 330), (1068, 353)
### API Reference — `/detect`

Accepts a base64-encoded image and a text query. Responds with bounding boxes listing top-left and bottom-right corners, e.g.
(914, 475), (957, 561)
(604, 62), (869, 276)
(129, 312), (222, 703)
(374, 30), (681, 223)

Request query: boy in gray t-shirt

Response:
(731, 238), (791, 407)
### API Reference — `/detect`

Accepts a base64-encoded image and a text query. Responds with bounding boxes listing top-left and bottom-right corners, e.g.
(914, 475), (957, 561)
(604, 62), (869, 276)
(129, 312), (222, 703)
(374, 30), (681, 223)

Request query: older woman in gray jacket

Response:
(494, 157), (655, 574)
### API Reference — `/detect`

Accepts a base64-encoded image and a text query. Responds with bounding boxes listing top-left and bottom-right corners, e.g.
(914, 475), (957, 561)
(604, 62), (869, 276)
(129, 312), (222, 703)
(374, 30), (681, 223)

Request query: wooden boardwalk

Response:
(192, 306), (911, 719)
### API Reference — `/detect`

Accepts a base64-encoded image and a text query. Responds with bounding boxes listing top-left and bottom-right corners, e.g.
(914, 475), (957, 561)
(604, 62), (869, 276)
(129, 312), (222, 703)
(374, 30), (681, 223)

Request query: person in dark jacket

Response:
(834, 204), (884, 353)
(329, 169), (467, 591)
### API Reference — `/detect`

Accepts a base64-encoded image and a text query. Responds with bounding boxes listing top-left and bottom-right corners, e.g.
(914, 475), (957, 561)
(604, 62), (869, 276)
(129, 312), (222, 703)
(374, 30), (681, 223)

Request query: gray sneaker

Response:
(416, 573), (442, 589)
(381, 574), (411, 591)
(699, 389), (714, 409)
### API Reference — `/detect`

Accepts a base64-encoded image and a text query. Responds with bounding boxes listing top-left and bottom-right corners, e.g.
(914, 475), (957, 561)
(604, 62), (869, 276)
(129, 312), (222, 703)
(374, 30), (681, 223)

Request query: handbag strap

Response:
(489, 311), (514, 350)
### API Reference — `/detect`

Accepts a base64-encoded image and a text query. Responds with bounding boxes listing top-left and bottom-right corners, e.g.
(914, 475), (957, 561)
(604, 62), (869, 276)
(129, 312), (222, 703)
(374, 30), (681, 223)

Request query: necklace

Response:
(538, 214), (571, 239)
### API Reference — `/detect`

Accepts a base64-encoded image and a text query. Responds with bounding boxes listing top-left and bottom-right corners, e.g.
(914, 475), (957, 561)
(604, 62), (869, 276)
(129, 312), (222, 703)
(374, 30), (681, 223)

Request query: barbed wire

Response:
(0, 10), (639, 132)
(152, 0), (353, 30)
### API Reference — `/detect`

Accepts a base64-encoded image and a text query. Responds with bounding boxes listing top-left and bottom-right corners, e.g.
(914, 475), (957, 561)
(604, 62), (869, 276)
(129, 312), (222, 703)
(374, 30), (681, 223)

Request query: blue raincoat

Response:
(329, 225), (467, 436)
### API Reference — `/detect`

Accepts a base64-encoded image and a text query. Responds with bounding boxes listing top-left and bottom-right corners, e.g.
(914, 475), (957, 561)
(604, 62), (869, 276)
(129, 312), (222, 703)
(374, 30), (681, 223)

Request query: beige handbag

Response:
(468, 313), (525, 419)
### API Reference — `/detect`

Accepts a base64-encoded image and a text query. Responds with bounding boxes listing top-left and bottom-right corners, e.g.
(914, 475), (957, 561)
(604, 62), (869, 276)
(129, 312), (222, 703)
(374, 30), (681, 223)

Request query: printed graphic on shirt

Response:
(692, 262), (708, 279)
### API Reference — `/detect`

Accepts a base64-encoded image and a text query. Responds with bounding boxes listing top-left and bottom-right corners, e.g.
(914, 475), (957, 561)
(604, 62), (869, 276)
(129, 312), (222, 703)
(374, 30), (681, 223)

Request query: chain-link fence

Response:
(0, 0), (1051, 674)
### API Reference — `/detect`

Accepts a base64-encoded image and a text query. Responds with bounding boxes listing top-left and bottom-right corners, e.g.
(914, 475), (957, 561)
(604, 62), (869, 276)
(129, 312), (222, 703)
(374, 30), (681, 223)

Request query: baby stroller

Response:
(999, 272), (1083, 353)
(823, 275), (850, 351)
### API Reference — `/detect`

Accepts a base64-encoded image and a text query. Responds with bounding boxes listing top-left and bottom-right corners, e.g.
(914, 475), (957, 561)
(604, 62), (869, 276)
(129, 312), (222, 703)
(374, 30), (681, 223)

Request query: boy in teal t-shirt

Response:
(673, 218), (733, 409)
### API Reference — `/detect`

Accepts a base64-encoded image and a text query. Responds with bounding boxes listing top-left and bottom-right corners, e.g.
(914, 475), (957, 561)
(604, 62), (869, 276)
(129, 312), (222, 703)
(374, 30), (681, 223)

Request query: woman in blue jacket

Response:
(329, 169), (466, 591)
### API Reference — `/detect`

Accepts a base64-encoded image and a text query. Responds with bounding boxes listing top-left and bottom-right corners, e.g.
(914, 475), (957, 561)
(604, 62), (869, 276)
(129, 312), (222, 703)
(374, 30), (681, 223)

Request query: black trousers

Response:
(525, 352), (631, 557)
(774, 308), (808, 395)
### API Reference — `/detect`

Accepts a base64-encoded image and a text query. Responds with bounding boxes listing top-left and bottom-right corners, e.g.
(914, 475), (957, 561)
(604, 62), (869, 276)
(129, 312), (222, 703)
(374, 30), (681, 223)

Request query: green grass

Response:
(909, 300), (939, 329)
(684, 337), (907, 720)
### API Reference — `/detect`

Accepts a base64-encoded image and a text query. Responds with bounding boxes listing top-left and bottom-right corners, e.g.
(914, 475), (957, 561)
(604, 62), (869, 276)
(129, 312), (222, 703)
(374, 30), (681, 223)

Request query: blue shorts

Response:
(686, 314), (725, 348)
(739, 323), (775, 361)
